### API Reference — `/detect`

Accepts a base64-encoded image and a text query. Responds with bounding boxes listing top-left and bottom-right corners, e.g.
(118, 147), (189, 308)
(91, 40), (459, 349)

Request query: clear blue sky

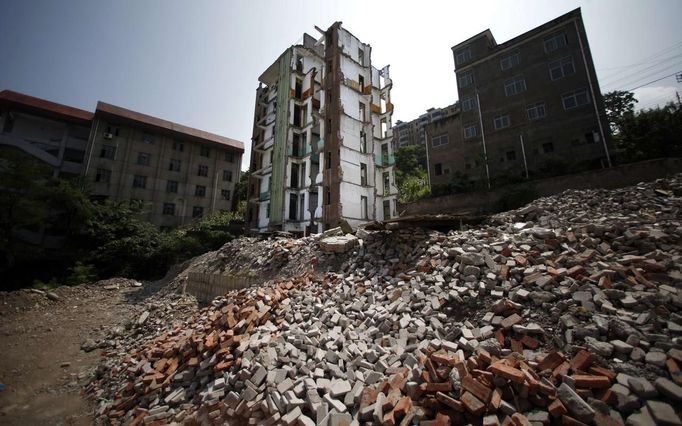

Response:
(2, 0), (681, 170)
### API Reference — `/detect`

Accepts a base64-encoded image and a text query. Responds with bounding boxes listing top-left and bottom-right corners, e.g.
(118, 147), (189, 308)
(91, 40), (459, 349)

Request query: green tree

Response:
(616, 102), (682, 162)
(604, 90), (637, 135)
(395, 144), (427, 178)
(398, 168), (430, 203)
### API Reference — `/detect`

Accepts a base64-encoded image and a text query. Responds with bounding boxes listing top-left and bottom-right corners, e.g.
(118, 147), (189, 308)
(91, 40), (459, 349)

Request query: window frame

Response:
(162, 203), (175, 216)
(464, 124), (477, 139)
(137, 152), (151, 166)
(461, 97), (476, 112)
(166, 180), (178, 193)
(197, 164), (209, 177)
(500, 52), (520, 71)
(132, 175), (147, 189)
(562, 89), (590, 110)
(458, 70), (474, 89)
(455, 48), (472, 65)
(493, 114), (511, 130)
(431, 133), (449, 147)
(549, 56), (575, 81)
(526, 102), (547, 121)
(504, 76), (527, 97)
(544, 32), (568, 53)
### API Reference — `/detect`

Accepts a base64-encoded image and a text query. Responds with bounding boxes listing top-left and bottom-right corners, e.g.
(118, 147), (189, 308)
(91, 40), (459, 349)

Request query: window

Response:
(461, 97), (477, 112)
(326, 152), (331, 169)
(359, 102), (366, 122)
(132, 175), (147, 189)
(358, 48), (365, 66)
(162, 203), (175, 216)
(360, 163), (367, 186)
(105, 125), (120, 136)
(585, 131), (600, 144)
(526, 102), (546, 121)
(361, 196), (368, 219)
(198, 164), (208, 176)
(549, 56), (575, 80)
(142, 134), (154, 144)
(169, 159), (181, 172)
(506, 150), (516, 161)
(383, 172), (390, 195)
(223, 170), (233, 182)
(288, 193), (298, 220)
(266, 203), (270, 218)
(494, 114), (510, 130)
(432, 134), (449, 147)
(221, 189), (231, 200)
(504, 76), (527, 96)
(95, 168), (111, 183)
(358, 74), (365, 90)
(225, 152), (235, 162)
(383, 200), (391, 219)
(167, 180), (178, 193)
(192, 206), (204, 218)
(360, 130), (367, 153)
(562, 89), (590, 110)
(200, 146), (210, 157)
(543, 142), (554, 153)
(458, 70), (473, 88)
(195, 185), (206, 197)
(544, 32), (568, 53)
(500, 53), (520, 70)
(455, 48), (472, 65)
(464, 124), (477, 139)
(172, 141), (184, 152)
(137, 152), (151, 166)
(100, 145), (116, 160)
(435, 163), (443, 176)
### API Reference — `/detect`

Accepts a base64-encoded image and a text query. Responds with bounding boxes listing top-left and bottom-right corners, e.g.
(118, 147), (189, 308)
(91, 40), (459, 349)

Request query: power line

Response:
(603, 62), (682, 92)
(597, 40), (682, 76)
(625, 71), (681, 92)
(600, 54), (682, 87)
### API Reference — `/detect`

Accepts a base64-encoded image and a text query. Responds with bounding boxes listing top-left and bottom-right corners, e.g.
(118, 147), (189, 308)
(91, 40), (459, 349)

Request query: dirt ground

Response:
(0, 282), (145, 425)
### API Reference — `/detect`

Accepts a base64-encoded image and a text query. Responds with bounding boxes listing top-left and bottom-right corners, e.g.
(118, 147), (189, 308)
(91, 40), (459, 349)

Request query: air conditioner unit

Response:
(103, 132), (113, 140)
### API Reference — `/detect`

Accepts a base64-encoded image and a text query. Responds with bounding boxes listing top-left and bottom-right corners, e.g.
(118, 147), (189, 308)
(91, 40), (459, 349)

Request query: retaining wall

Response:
(186, 272), (261, 303)
(402, 158), (682, 216)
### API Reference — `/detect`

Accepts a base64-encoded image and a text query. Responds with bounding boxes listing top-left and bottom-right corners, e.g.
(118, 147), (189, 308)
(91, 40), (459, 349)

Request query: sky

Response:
(1, 0), (681, 170)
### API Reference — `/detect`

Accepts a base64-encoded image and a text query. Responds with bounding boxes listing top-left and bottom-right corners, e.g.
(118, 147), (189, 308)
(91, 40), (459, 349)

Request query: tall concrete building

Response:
(247, 22), (397, 234)
(0, 90), (244, 229)
(432, 8), (611, 188)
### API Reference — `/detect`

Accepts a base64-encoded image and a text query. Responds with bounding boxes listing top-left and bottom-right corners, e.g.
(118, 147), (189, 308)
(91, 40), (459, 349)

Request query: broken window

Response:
(383, 200), (391, 220)
(360, 163), (367, 186)
(289, 194), (298, 220)
(361, 196), (368, 219)
(221, 189), (231, 200)
(359, 102), (366, 122)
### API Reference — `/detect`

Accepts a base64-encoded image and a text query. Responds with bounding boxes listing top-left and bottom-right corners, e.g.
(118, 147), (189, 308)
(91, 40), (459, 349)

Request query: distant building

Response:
(0, 90), (244, 229)
(429, 8), (611, 189)
(393, 103), (458, 148)
(246, 22), (397, 234)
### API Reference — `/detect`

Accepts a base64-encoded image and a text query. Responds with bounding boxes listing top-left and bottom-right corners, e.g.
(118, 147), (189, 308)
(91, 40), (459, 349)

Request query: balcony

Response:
(259, 191), (270, 201)
(287, 142), (313, 158)
(374, 154), (395, 167)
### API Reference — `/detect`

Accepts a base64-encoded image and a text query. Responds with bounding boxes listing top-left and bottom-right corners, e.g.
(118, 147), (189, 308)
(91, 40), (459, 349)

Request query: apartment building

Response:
(247, 22), (397, 234)
(0, 90), (244, 229)
(423, 104), (465, 187)
(0, 90), (93, 178)
(434, 8), (611, 188)
(393, 103), (458, 148)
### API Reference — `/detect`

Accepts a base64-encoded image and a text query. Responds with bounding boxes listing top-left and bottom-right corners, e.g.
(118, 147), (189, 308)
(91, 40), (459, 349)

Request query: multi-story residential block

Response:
(431, 8), (611, 188)
(0, 90), (244, 229)
(0, 90), (93, 178)
(393, 103), (458, 148)
(247, 22), (397, 234)
(423, 103), (465, 187)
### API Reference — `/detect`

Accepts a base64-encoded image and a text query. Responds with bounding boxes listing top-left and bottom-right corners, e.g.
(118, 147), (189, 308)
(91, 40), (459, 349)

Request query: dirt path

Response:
(0, 281), (145, 425)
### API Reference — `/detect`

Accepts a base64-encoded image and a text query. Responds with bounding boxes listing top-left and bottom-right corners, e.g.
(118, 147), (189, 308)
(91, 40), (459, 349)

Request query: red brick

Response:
(462, 375), (492, 403)
(460, 391), (486, 416)
(563, 415), (589, 426)
(490, 362), (525, 384)
(435, 391), (464, 412)
(570, 350), (594, 372)
(511, 413), (532, 426)
(548, 399), (567, 417)
(537, 352), (565, 371)
(588, 366), (617, 381)
(573, 374), (611, 388)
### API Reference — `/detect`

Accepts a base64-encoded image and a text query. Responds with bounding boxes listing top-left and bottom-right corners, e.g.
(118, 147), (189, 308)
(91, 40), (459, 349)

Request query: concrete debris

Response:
(86, 176), (682, 424)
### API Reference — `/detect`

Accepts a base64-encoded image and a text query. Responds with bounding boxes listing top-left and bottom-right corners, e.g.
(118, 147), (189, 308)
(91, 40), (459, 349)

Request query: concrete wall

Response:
(403, 158), (682, 215)
(186, 272), (261, 303)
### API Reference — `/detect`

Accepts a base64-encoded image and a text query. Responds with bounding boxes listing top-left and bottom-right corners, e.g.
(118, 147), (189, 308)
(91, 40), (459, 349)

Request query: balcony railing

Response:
(374, 154), (395, 167)
(259, 191), (270, 201)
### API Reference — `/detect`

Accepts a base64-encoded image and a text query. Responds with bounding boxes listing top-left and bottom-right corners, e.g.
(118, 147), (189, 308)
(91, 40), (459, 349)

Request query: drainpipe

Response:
(574, 19), (611, 168)
(519, 134), (529, 179)
(475, 91), (491, 189)
(84, 117), (100, 176)
(424, 128), (432, 191)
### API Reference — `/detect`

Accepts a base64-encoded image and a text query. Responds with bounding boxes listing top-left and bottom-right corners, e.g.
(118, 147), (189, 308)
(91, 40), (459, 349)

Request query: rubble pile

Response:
(88, 176), (682, 425)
